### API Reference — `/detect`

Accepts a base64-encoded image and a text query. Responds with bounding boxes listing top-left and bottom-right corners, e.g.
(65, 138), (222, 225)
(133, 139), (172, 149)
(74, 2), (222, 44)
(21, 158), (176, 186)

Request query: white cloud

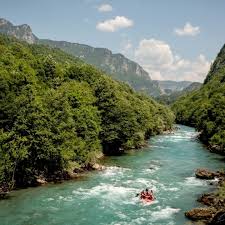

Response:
(96, 16), (133, 32)
(98, 3), (113, 12)
(134, 38), (210, 82)
(135, 39), (173, 67)
(174, 22), (200, 36)
(121, 39), (133, 55)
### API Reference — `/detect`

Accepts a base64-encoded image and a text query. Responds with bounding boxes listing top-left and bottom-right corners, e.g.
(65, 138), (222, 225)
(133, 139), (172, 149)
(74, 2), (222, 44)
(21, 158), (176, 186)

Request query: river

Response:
(0, 125), (224, 225)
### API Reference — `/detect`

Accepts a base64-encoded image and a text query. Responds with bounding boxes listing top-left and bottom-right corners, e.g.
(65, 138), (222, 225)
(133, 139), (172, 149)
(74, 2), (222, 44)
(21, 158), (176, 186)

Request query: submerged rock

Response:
(36, 177), (47, 185)
(92, 163), (106, 171)
(72, 163), (105, 174)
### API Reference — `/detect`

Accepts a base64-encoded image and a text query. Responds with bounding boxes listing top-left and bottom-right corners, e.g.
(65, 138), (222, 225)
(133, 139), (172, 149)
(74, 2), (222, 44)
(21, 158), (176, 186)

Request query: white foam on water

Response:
(71, 181), (160, 206)
(122, 177), (158, 187)
(148, 159), (163, 167)
(143, 164), (160, 173)
(141, 199), (159, 206)
(47, 206), (59, 211)
(161, 185), (179, 192)
(162, 132), (197, 143)
(169, 135), (192, 139)
(102, 166), (131, 177)
(154, 139), (164, 143)
(150, 145), (167, 149)
(58, 195), (73, 201)
(124, 178), (158, 194)
(72, 183), (138, 205)
(46, 197), (54, 201)
(130, 217), (147, 225)
(116, 212), (128, 220)
(135, 178), (155, 186)
(110, 217), (147, 225)
(151, 206), (180, 221)
(166, 187), (179, 191)
(205, 177), (219, 185)
(184, 177), (208, 186)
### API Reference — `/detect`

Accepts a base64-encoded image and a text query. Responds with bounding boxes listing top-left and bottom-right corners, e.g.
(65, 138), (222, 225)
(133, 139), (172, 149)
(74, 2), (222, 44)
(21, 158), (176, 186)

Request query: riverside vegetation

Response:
(0, 18), (162, 97)
(0, 34), (174, 193)
(172, 43), (225, 224)
(0, 21), (225, 224)
(172, 43), (225, 154)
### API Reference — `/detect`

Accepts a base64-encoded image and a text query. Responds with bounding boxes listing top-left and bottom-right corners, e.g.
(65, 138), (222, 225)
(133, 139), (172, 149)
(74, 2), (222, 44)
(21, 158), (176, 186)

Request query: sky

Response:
(1, 0), (225, 81)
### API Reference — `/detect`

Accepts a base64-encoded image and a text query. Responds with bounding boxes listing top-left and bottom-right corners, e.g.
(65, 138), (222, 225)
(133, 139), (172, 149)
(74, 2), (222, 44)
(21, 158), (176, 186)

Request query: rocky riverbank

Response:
(0, 162), (105, 200)
(35, 163), (106, 185)
(185, 168), (225, 224)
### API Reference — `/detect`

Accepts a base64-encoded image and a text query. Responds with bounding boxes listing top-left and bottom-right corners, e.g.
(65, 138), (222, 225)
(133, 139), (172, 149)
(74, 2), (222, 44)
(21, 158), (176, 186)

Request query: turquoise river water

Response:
(0, 125), (224, 225)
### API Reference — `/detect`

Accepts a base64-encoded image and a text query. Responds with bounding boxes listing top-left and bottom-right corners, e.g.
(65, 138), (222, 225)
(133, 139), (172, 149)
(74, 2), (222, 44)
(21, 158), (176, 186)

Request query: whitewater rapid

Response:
(0, 125), (224, 225)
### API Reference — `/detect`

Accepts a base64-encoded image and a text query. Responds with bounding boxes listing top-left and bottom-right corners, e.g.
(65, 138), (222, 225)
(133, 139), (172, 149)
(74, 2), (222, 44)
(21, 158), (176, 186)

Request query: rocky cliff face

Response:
(0, 18), (37, 44)
(182, 82), (202, 92)
(155, 80), (193, 94)
(155, 81), (202, 105)
(39, 39), (161, 96)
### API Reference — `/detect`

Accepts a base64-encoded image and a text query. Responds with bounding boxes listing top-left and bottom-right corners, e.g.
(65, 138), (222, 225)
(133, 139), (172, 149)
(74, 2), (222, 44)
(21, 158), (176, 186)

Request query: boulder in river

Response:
(195, 168), (218, 180)
(73, 167), (85, 174)
(92, 163), (106, 171)
(36, 177), (47, 185)
(198, 193), (217, 206)
(185, 207), (217, 221)
(198, 193), (225, 210)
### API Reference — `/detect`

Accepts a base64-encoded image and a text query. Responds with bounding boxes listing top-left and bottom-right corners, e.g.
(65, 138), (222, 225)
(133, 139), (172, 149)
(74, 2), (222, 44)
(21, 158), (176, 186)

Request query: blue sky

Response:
(1, 0), (225, 81)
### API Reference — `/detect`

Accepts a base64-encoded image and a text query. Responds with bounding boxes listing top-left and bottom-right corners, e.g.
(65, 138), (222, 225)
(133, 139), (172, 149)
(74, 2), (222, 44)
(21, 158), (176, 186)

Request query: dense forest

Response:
(0, 34), (174, 191)
(39, 39), (162, 97)
(172, 44), (225, 154)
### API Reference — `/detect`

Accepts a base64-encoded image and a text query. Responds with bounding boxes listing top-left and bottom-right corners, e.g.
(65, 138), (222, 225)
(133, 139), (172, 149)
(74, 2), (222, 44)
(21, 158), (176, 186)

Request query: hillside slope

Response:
(172, 44), (225, 154)
(0, 34), (174, 190)
(0, 18), (161, 96)
(156, 82), (202, 105)
(155, 80), (193, 94)
(38, 40), (161, 96)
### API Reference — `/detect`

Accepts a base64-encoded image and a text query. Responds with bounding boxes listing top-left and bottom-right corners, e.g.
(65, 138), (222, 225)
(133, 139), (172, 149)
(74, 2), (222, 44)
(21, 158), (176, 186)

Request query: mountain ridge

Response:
(38, 39), (161, 96)
(0, 18), (37, 43)
(155, 80), (194, 94)
(0, 33), (174, 190)
(0, 18), (161, 96)
(1, 18), (201, 97)
(155, 81), (202, 105)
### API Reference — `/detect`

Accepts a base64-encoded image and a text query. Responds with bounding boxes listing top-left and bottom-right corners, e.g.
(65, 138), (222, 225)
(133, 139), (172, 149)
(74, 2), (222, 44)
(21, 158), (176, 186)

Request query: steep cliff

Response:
(0, 18), (37, 44)
(39, 39), (161, 96)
